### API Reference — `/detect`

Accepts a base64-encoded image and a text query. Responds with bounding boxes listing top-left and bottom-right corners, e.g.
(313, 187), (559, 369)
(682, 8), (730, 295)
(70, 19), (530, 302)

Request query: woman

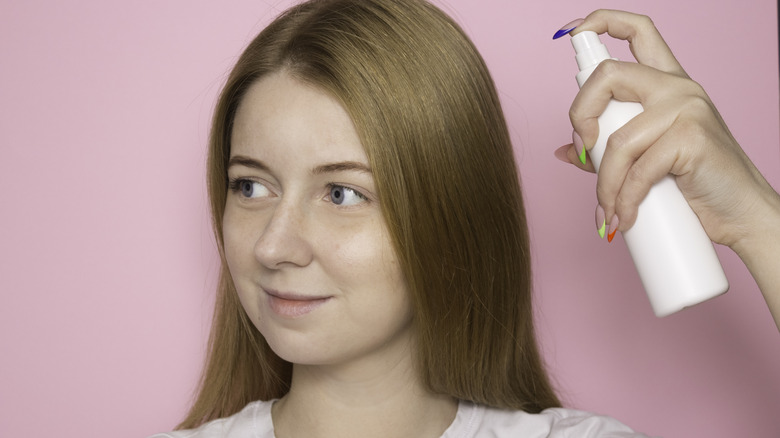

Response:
(151, 1), (780, 436)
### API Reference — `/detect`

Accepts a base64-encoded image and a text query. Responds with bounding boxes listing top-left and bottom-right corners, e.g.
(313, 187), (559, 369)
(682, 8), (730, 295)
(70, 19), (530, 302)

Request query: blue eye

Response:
(229, 178), (270, 199)
(240, 180), (254, 197)
(329, 184), (367, 206)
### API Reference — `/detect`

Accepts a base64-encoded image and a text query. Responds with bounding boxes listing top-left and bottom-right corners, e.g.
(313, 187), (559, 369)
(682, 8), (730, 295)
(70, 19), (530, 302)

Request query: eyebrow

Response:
(227, 155), (372, 175)
(312, 161), (372, 175)
(227, 155), (269, 171)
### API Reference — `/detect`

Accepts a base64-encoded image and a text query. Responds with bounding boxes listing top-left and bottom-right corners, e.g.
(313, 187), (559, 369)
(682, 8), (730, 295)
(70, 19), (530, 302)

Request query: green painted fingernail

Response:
(573, 131), (587, 165)
(596, 205), (606, 239)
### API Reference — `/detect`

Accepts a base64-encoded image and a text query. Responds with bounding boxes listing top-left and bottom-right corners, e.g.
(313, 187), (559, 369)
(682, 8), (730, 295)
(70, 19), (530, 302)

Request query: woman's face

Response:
(223, 72), (413, 368)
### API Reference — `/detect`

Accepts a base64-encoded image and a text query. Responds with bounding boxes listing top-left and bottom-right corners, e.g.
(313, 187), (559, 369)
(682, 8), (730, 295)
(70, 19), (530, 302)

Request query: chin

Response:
(259, 326), (339, 365)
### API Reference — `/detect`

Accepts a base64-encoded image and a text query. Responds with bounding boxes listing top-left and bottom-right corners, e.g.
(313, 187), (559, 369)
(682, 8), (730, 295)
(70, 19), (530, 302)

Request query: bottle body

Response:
(593, 99), (729, 317)
(572, 32), (728, 317)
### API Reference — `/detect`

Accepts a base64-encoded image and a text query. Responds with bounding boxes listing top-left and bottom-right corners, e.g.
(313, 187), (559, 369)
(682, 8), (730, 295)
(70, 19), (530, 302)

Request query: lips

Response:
(264, 288), (332, 318)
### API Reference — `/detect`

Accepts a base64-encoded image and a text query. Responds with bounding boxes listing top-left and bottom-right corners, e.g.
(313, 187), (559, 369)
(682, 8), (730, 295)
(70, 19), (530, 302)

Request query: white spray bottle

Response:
(569, 31), (728, 317)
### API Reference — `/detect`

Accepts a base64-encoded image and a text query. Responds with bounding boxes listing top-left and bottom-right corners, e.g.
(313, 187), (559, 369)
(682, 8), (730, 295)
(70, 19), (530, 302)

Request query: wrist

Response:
(731, 182), (780, 270)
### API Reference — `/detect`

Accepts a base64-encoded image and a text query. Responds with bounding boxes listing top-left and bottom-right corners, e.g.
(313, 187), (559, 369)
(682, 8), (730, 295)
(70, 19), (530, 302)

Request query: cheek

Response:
(222, 211), (243, 275)
(332, 225), (409, 312)
(222, 206), (258, 268)
(221, 207), (261, 315)
(325, 220), (401, 283)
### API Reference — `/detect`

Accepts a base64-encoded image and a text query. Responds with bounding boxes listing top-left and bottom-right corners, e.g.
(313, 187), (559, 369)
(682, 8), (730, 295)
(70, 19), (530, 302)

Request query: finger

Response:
(570, 60), (690, 151)
(611, 128), (684, 230)
(571, 9), (688, 78)
(595, 104), (681, 229)
(554, 144), (596, 173)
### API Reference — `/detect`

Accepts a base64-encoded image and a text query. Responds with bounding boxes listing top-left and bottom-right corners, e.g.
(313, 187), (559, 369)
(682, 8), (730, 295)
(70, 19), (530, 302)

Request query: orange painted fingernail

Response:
(607, 215), (619, 243)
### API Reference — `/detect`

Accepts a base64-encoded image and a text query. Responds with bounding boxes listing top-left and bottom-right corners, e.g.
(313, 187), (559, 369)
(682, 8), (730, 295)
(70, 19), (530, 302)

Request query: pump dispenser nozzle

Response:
(572, 32), (611, 70)
(572, 31), (614, 87)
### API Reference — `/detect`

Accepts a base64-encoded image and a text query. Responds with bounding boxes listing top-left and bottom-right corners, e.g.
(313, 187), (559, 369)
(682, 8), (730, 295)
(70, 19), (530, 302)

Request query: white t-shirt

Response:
(150, 400), (651, 437)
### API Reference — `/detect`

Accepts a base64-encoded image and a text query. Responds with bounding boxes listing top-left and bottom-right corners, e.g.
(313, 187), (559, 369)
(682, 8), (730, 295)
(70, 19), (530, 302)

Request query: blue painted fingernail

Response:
(553, 18), (585, 40)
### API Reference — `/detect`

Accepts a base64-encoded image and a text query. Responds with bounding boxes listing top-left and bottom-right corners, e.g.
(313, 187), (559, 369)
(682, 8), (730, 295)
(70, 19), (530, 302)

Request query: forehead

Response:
(230, 72), (368, 166)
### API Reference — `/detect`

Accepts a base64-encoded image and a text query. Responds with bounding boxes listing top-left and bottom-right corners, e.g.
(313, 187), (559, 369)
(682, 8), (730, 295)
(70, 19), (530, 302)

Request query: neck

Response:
(271, 342), (458, 438)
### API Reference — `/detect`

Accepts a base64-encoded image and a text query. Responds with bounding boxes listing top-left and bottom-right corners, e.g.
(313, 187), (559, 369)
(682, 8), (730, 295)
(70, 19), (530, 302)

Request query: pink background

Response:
(1, 0), (778, 437)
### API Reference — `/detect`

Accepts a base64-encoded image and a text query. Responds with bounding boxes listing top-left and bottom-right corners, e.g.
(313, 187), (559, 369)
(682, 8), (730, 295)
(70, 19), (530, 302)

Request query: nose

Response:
(254, 199), (314, 269)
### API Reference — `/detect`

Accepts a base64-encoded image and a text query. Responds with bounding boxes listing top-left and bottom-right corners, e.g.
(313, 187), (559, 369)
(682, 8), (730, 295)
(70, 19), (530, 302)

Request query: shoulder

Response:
(147, 400), (275, 438)
(443, 401), (653, 438)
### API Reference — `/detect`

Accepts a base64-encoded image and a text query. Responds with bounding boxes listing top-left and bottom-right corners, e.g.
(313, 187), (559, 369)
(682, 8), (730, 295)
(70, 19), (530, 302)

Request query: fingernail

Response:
(554, 144), (571, 163)
(572, 130), (587, 165)
(553, 18), (585, 40)
(607, 214), (619, 243)
(595, 205), (606, 239)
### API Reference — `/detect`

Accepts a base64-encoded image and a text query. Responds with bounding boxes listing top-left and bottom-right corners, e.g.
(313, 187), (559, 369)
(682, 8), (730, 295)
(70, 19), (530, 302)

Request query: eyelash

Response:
(227, 178), (369, 204)
(326, 183), (369, 205)
(227, 177), (255, 194)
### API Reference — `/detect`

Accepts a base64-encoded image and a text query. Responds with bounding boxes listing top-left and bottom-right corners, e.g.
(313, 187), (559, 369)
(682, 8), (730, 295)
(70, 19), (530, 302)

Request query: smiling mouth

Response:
(264, 289), (332, 318)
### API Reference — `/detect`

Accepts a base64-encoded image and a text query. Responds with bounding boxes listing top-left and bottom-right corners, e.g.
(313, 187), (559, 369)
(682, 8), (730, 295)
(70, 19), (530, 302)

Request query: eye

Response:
(229, 178), (271, 199)
(328, 184), (367, 206)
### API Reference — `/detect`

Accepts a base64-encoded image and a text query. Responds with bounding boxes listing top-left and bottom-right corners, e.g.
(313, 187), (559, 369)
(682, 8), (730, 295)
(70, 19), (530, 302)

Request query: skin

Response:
(555, 10), (780, 330)
(218, 10), (778, 437)
(222, 71), (457, 438)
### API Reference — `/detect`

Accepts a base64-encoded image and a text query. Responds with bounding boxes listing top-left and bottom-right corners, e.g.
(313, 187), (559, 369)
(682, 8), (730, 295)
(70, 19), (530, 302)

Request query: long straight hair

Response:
(179, 0), (560, 428)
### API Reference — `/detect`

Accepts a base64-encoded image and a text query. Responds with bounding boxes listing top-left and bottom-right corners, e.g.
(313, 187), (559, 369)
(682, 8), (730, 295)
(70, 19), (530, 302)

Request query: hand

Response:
(555, 10), (780, 329)
(556, 9), (779, 253)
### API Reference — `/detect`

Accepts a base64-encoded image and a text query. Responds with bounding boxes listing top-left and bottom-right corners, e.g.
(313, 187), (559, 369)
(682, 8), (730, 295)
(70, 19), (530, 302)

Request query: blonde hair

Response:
(179, 0), (560, 428)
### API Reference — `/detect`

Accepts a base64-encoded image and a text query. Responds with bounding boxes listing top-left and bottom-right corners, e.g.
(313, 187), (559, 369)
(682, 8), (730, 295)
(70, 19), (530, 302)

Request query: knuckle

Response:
(568, 106), (593, 133)
(595, 184), (614, 210)
(676, 79), (712, 109)
(625, 162), (647, 186)
(683, 93), (713, 116)
(636, 14), (655, 31)
(588, 9), (610, 22)
(676, 96), (713, 138)
(676, 112), (707, 139)
(592, 59), (621, 80)
(606, 128), (631, 152)
(568, 105), (580, 122)
(684, 79), (707, 97)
